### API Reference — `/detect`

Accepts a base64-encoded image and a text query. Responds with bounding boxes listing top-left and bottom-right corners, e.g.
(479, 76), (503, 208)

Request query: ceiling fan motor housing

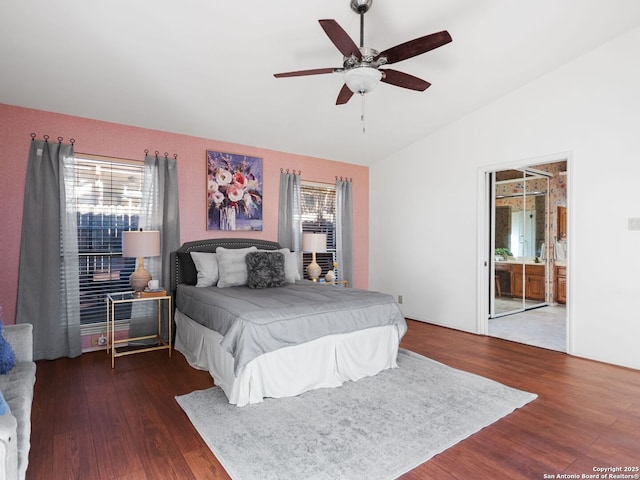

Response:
(343, 47), (385, 68)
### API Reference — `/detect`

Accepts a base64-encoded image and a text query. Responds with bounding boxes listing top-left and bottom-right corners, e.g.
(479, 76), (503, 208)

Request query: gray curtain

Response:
(16, 139), (81, 360)
(277, 172), (302, 252)
(336, 179), (353, 287)
(129, 154), (180, 341)
(139, 154), (181, 289)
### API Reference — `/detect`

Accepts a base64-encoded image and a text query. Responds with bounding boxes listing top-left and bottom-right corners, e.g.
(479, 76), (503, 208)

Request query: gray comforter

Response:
(176, 283), (407, 374)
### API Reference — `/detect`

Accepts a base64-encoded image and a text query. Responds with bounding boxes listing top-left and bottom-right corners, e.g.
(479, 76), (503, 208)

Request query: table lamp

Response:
(122, 229), (161, 297)
(302, 233), (327, 282)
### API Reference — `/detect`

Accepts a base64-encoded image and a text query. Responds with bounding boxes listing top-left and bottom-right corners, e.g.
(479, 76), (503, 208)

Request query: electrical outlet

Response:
(91, 334), (107, 346)
(398, 295), (403, 304)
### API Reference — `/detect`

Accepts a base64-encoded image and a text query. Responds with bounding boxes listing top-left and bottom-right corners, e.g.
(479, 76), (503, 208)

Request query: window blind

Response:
(71, 156), (145, 325)
(300, 183), (337, 279)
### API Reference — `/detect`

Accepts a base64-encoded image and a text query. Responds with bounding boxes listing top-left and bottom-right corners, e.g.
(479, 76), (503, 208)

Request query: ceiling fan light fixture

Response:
(344, 67), (381, 94)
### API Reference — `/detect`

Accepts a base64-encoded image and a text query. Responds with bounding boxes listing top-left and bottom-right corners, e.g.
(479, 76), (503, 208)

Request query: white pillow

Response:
(216, 246), (258, 287)
(265, 248), (301, 283)
(190, 252), (219, 287)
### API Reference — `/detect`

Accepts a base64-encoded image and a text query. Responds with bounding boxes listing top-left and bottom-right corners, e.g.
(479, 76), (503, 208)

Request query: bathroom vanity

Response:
(495, 261), (546, 301)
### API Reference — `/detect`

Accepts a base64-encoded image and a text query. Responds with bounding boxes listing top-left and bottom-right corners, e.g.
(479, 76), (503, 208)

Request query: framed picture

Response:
(206, 150), (263, 231)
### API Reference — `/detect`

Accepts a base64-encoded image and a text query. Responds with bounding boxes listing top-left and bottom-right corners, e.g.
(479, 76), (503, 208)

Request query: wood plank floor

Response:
(29, 320), (640, 479)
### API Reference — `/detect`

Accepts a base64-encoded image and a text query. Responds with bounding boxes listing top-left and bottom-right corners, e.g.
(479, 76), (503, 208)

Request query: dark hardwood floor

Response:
(29, 320), (640, 479)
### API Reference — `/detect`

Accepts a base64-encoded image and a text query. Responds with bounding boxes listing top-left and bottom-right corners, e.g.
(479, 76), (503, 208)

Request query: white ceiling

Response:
(2, 1), (640, 166)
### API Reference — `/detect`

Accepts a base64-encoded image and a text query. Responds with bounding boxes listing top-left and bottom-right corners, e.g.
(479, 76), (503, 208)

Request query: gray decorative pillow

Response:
(177, 252), (198, 285)
(246, 252), (286, 289)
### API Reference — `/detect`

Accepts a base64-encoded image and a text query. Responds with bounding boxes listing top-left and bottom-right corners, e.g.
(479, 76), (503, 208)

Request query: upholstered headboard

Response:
(170, 238), (281, 294)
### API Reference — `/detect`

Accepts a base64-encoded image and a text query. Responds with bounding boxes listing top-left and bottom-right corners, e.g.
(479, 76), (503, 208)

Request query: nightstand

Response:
(105, 291), (172, 368)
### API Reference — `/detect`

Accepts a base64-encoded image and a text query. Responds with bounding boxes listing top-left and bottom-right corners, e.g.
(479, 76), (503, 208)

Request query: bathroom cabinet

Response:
(496, 262), (546, 301)
(510, 263), (545, 301)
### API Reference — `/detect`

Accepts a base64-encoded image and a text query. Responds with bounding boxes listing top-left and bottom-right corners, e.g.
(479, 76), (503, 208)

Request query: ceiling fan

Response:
(274, 0), (452, 105)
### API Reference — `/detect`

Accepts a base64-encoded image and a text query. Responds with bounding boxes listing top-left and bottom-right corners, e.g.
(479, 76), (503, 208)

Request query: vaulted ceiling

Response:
(2, 1), (640, 165)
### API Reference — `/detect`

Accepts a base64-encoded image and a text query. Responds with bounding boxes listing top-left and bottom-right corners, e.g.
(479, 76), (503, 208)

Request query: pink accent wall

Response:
(0, 103), (369, 325)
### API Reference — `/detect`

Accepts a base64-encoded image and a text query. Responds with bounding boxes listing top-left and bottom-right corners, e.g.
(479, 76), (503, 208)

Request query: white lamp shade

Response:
(122, 230), (161, 258)
(344, 67), (382, 94)
(302, 233), (327, 253)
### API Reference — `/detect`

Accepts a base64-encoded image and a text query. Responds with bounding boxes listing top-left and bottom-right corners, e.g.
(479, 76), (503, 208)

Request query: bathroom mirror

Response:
(492, 169), (550, 316)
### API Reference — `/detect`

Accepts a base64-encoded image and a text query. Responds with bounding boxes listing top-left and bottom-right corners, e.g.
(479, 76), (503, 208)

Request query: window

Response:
(300, 182), (337, 278)
(70, 155), (145, 325)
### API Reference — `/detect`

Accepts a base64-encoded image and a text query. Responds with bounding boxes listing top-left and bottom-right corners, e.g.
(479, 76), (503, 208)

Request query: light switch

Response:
(628, 218), (640, 230)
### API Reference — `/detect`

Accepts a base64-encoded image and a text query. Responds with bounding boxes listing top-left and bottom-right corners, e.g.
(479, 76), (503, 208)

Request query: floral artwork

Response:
(206, 150), (263, 231)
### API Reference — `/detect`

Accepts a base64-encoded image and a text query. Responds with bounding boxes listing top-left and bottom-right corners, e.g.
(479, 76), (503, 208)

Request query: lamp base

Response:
(307, 261), (321, 282)
(130, 257), (151, 297)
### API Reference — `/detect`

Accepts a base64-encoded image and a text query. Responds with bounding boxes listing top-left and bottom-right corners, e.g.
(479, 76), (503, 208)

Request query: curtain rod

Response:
(145, 149), (178, 160)
(30, 133), (75, 144)
(74, 151), (179, 163)
(278, 169), (353, 184)
(30, 134), (180, 161)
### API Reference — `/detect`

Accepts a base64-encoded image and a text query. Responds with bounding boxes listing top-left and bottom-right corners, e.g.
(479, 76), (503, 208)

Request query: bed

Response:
(170, 238), (407, 406)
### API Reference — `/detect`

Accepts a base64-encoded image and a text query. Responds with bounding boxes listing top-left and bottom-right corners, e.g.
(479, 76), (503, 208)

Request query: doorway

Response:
(481, 158), (568, 352)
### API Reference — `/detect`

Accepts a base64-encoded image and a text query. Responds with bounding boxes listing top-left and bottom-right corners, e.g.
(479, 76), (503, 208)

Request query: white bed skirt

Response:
(174, 309), (401, 406)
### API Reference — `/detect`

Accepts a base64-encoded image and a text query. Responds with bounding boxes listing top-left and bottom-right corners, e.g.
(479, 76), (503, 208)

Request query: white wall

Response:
(370, 26), (640, 370)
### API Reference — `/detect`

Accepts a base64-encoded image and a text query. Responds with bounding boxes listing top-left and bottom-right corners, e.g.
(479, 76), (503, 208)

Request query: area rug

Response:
(175, 349), (537, 480)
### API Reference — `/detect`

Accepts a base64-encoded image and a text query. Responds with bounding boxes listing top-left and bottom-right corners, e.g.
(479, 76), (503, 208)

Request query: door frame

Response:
(476, 152), (573, 354)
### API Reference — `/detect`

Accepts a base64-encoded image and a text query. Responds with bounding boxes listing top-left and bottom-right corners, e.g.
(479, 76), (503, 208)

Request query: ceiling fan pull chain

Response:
(361, 93), (366, 134)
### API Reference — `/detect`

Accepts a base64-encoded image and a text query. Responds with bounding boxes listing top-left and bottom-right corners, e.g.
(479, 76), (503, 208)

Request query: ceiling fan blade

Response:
(377, 30), (452, 65)
(319, 19), (362, 59)
(336, 84), (354, 105)
(381, 69), (431, 91)
(274, 68), (336, 78)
